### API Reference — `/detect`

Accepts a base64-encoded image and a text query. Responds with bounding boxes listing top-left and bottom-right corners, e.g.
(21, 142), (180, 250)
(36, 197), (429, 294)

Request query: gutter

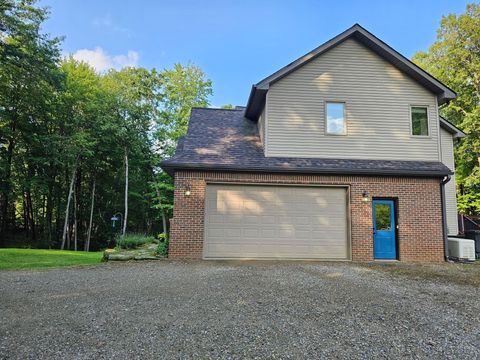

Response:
(440, 174), (452, 261)
(160, 162), (452, 178)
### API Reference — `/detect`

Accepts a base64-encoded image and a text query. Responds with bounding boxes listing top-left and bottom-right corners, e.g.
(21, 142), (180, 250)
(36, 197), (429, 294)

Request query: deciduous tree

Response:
(413, 3), (480, 214)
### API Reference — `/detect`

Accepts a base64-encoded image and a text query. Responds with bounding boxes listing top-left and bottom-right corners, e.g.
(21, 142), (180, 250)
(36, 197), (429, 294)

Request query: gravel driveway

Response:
(1, 261), (479, 359)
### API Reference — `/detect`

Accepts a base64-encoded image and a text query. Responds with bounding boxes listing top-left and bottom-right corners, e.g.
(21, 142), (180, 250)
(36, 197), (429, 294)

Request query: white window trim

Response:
(410, 105), (430, 138)
(325, 101), (347, 136)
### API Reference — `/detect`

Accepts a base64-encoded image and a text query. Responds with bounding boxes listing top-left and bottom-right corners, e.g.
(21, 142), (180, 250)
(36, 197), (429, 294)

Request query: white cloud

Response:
(93, 14), (114, 27)
(93, 14), (132, 36)
(71, 47), (139, 72)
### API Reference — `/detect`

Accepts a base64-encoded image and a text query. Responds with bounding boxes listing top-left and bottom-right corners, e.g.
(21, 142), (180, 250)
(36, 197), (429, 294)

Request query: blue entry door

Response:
(373, 200), (396, 259)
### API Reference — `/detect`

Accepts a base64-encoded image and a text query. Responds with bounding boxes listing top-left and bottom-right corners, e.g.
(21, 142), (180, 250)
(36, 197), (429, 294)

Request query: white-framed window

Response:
(325, 102), (346, 135)
(411, 106), (429, 136)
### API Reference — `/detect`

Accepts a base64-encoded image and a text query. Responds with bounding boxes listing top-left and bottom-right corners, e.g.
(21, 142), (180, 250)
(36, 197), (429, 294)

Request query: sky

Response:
(38, 0), (472, 107)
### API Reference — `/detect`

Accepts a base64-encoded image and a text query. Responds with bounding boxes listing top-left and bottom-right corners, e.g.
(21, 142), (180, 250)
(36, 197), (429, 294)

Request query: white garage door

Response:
(204, 184), (349, 260)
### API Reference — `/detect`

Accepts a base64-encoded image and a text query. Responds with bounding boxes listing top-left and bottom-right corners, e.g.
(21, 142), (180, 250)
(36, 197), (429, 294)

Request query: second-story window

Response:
(326, 102), (346, 135)
(411, 106), (429, 136)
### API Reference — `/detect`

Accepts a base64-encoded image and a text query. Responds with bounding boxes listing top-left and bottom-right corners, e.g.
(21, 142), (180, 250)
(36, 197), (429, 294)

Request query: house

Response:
(161, 24), (466, 262)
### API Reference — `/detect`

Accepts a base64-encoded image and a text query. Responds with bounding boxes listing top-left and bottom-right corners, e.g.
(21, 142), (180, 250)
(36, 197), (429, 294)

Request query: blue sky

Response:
(39, 0), (471, 107)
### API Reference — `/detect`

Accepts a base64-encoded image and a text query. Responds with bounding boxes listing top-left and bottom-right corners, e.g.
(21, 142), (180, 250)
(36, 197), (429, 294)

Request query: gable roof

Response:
(439, 117), (467, 138)
(245, 24), (456, 120)
(161, 108), (452, 177)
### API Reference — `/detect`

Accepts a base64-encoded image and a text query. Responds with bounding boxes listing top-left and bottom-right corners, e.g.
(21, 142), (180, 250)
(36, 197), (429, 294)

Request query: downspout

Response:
(440, 174), (451, 261)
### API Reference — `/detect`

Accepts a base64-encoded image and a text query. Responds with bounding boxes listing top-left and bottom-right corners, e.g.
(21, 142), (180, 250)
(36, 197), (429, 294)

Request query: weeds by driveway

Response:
(0, 261), (479, 359)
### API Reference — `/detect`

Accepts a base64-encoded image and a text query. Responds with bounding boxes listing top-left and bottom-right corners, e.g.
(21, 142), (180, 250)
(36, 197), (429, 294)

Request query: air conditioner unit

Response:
(448, 238), (476, 261)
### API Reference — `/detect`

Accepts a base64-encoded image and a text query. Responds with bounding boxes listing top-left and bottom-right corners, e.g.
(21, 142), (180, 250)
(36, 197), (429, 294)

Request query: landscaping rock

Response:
(103, 242), (163, 261)
(133, 254), (159, 260)
(105, 253), (134, 261)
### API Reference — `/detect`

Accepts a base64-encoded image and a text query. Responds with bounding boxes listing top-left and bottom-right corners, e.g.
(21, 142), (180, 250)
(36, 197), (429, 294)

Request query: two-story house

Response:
(161, 24), (465, 262)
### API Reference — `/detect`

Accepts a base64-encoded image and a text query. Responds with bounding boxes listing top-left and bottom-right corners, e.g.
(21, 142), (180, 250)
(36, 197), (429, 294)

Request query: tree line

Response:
(0, 1), (212, 250)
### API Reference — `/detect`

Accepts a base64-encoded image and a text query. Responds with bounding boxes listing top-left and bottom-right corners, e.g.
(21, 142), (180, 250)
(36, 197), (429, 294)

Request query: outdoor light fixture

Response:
(111, 212), (123, 229)
(362, 191), (370, 203)
(184, 185), (191, 197)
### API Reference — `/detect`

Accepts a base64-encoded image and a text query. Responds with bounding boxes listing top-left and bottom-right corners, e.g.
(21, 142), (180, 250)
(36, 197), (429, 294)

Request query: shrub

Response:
(157, 233), (168, 242)
(156, 240), (169, 256)
(116, 234), (155, 249)
(156, 233), (169, 256)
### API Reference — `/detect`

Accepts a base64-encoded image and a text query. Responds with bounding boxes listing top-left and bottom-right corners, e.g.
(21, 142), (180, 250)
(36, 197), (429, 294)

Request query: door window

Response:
(375, 203), (391, 230)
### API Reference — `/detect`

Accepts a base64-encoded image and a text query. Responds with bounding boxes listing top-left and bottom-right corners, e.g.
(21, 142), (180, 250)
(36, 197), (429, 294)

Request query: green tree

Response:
(57, 59), (102, 249)
(0, 0), (62, 242)
(413, 3), (480, 215)
(152, 63), (212, 235)
(156, 63), (212, 152)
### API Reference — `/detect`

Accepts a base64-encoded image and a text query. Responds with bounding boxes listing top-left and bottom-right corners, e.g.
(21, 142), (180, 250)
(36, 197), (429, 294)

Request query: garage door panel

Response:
(225, 228), (242, 237)
(204, 185), (349, 260)
(260, 229), (275, 237)
(208, 214), (226, 224)
(244, 215), (260, 224)
(206, 237), (345, 246)
(312, 217), (347, 225)
(205, 226), (346, 242)
(292, 216), (311, 225)
(262, 216), (276, 224)
(244, 228), (260, 238)
(206, 228), (225, 237)
(311, 229), (347, 237)
(204, 244), (348, 259)
(295, 230), (313, 239)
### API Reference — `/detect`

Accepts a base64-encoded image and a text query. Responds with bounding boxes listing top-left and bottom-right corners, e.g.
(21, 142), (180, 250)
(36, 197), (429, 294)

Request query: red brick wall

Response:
(169, 171), (444, 262)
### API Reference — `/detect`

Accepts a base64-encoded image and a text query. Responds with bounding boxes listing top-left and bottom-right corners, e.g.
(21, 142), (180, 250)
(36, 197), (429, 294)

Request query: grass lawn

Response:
(0, 248), (103, 270)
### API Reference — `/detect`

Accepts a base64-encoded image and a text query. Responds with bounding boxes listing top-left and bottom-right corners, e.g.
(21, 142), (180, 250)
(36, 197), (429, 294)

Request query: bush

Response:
(157, 233), (168, 242)
(156, 233), (169, 256)
(116, 234), (155, 249)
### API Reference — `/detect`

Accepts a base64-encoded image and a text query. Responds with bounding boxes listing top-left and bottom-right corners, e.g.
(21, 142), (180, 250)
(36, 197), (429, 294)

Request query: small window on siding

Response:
(326, 102), (346, 135)
(411, 106), (429, 136)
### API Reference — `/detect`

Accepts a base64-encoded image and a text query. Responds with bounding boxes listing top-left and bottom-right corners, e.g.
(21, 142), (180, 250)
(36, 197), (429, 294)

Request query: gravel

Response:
(0, 261), (479, 359)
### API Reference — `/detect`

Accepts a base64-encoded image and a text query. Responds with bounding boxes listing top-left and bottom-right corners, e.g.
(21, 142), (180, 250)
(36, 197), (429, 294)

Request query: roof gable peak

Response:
(245, 24), (456, 120)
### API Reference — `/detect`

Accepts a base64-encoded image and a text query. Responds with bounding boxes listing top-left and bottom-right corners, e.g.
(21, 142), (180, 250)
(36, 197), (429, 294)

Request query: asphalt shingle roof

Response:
(161, 108), (452, 177)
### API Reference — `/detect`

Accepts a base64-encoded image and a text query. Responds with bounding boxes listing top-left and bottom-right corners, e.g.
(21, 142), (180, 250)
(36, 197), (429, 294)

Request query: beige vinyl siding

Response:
(204, 184), (349, 259)
(440, 128), (459, 235)
(266, 38), (440, 160)
(258, 107), (266, 147)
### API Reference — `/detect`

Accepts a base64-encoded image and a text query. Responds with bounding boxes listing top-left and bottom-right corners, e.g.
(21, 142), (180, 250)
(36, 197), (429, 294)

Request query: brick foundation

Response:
(169, 171), (444, 262)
